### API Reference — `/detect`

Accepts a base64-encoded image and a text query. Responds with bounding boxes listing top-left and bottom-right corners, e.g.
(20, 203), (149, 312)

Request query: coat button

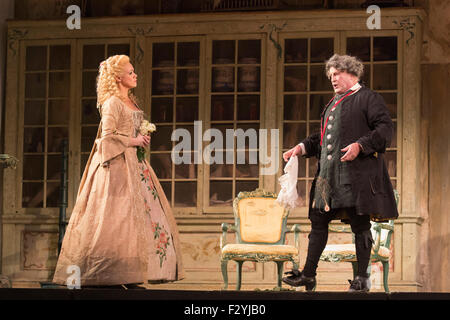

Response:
(327, 124), (332, 130)
(327, 134), (332, 140)
(327, 155), (332, 160)
(329, 115), (334, 121)
(327, 144), (332, 150)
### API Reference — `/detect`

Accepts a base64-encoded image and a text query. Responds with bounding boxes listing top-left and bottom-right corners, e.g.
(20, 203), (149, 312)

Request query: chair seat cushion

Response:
(221, 244), (298, 262)
(320, 244), (391, 262)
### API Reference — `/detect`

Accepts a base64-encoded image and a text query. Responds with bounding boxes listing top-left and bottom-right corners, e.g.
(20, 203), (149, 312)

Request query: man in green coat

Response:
(282, 54), (398, 292)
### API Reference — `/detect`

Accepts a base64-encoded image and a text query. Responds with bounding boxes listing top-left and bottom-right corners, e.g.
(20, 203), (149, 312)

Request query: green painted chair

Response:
(220, 189), (301, 290)
(320, 190), (399, 293)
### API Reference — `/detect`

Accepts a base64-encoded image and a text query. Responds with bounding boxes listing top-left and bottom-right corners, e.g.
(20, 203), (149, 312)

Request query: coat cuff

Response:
(96, 134), (130, 166)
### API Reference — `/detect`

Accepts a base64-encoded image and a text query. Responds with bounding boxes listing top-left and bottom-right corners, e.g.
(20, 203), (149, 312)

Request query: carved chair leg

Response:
(221, 259), (229, 290)
(351, 261), (358, 278)
(276, 261), (285, 289)
(236, 260), (243, 291)
(382, 261), (389, 293)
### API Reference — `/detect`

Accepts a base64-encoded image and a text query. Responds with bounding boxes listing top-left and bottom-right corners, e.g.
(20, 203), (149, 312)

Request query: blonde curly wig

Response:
(96, 55), (137, 112)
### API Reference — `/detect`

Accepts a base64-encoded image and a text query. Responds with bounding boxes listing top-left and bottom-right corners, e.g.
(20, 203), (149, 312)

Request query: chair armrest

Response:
(291, 224), (301, 249)
(221, 223), (237, 249)
(371, 222), (394, 254)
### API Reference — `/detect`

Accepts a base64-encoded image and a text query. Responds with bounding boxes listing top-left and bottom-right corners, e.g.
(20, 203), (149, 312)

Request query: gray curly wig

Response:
(325, 54), (364, 79)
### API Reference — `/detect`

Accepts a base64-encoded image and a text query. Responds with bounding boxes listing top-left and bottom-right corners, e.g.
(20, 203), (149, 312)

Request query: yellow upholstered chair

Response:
(320, 190), (399, 293)
(220, 189), (301, 290)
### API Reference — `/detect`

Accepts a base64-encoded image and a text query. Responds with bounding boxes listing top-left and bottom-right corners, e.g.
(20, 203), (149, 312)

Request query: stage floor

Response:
(1, 288), (449, 300)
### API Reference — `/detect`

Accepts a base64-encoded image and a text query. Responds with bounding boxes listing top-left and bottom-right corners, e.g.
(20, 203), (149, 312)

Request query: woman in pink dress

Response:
(52, 55), (184, 288)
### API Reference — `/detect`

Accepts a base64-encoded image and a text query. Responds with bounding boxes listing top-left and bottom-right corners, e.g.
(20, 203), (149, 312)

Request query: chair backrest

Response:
(233, 189), (289, 245)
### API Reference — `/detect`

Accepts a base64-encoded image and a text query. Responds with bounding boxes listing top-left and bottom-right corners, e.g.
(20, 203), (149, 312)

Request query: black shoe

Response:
(348, 275), (371, 292)
(282, 269), (316, 291)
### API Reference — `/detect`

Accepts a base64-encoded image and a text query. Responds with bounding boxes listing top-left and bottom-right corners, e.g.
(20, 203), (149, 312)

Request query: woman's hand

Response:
(130, 134), (150, 147)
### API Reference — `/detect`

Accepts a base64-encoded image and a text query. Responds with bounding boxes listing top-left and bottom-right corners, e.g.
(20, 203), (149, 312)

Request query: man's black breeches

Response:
(302, 207), (373, 278)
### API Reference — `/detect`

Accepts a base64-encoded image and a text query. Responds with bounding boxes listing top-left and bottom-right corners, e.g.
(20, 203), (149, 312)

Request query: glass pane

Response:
(47, 154), (63, 180)
(160, 182), (172, 203)
(82, 99), (101, 125)
(107, 44), (130, 57)
(391, 121), (397, 149)
(283, 123), (306, 149)
(24, 100), (45, 125)
(309, 122), (321, 137)
(285, 38), (307, 63)
(23, 155), (44, 180)
(380, 93), (397, 118)
(385, 150), (397, 177)
(212, 66), (234, 92)
(373, 64), (397, 90)
(236, 181), (259, 197)
(46, 182), (61, 207)
(177, 42), (200, 66)
(236, 163), (259, 178)
(81, 126), (97, 152)
(50, 45), (70, 70)
(310, 94), (333, 121)
(26, 73), (46, 98)
(177, 68), (199, 94)
(176, 97), (198, 122)
(80, 154), (90, 177)
(213, 40), (235, 64)
(346, 37), (370, 62)
(361, 64), (370, 88)
(83, 45), (105, 69)
(48, 100), (69, 125)
(284, 95), (306, 121)
(284, 66), (307, 92)
(24, 127), (45, 153)
(26, 46), (47, 71)
(238, 40), (261, 63)
(153, 42), (174, 67)
(210, 181), (232, 206)
(150, 153), (172, 179)
(151, 126), (173, 151)
(49, 72), (70, 98)
(297, 180), (307, 207)
(22, 182), (44, 208)
(237, 95), (260, 121)
(175, 161), (197, 179)
(374, 37), (397, 61)
(310, 38), (334, 63)
(82, 72), (98, 97)
(174, 182), (196, 207)
(152, 69), (174, 95)
(238, 66), (260, 92)
(310, 65), (331, 91)
(297, 155), (306, 178)
(48, 127), (68, 153)
(210, 163), (233, 178)
(151, 98), (173, 123)
(211, 95), (234, 121)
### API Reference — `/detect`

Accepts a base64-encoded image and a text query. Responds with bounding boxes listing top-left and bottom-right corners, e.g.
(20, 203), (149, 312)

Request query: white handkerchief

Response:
(276, 156), (299, 209)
